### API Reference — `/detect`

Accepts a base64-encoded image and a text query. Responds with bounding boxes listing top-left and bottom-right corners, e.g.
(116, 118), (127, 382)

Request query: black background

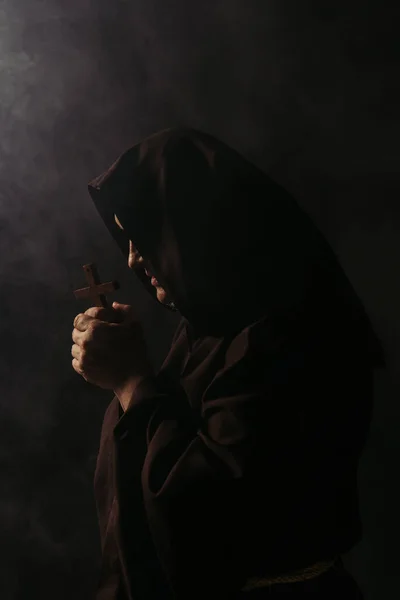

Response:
(0, 1), (396, 598)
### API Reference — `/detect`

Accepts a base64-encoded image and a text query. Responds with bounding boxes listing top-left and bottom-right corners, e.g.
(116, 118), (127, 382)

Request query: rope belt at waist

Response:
(241, 558), (337, 592)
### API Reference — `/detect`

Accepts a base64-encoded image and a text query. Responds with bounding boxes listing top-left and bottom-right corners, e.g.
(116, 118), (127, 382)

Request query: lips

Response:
(144, 267), (159, 287)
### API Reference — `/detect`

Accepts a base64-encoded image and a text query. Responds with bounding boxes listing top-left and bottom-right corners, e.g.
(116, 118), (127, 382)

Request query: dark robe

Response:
(88, 128), (384, 599)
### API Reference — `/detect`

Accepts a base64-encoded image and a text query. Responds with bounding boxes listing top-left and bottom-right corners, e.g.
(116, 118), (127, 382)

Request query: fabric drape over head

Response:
(88, 127), (384, 367)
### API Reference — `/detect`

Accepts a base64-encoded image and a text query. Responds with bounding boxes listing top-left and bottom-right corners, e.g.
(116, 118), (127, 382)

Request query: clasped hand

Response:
(72, 302), (153, 391)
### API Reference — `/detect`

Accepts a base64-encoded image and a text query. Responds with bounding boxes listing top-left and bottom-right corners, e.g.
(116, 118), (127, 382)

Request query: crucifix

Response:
(73, 263), (120, 308)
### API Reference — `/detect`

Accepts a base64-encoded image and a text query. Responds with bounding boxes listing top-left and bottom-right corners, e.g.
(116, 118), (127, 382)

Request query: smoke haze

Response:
(0, 1), (396, 598)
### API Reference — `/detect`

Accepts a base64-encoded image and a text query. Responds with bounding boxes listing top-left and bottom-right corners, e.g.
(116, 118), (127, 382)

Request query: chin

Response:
(156, 286), (168, 304)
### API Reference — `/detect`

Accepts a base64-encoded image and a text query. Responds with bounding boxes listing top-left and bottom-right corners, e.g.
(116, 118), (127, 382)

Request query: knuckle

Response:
(93, 321), (107, 339)
(74, 313), (83, 328)
(89, 327), (100, 342)
(80, 348), (93, 368)
(86, 307), (103, 319)
(87, 322), (97, 338)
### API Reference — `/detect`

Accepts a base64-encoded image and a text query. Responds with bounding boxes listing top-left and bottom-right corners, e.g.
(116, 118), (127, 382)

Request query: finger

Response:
(72, 358), (95, 384)
(73, 313), (97, 332)
(71, 344), (81, 360)
(73, 322), (113, 350)
(72, 358), (84, 375)
(72, 328), (86, 346)
(112, 302), (136, 324)
(86, 320), (114, 345)
(71, 344), (97, 370)
(72, 358), (90, 382)
(85, 306), (123, 323)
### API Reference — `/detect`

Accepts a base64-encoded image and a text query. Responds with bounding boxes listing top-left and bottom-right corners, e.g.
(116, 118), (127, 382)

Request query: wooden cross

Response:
(73, 263), (120, 308)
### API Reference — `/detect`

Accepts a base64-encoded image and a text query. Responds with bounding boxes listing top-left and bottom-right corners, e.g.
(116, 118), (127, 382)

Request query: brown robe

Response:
(87, 128), (383, 599)
(94, 313), (374, 599)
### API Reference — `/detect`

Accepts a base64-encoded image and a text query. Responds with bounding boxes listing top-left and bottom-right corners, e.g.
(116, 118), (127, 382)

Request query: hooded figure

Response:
(87, 128), (384, 600)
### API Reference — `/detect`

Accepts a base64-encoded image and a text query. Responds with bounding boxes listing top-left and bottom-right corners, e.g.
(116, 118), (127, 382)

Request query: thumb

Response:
(112, 302), (136, 324)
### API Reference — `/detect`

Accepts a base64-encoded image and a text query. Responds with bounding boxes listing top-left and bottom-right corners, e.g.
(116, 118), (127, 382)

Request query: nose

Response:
(128, 252), (144, 270)
(128, 241), (144, 270)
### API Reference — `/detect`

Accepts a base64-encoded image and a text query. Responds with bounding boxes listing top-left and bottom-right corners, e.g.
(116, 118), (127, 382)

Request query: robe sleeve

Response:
(113, 318), (308, 599)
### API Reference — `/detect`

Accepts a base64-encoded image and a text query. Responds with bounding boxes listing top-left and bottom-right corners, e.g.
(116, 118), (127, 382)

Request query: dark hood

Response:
(88, 127), (385, 366)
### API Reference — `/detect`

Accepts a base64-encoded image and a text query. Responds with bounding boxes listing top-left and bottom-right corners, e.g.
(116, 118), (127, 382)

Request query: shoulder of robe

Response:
(224, 315), (297, 370)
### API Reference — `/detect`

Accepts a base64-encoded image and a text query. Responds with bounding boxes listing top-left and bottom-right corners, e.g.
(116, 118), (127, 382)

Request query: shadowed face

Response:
(114, 214), (169, 305)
